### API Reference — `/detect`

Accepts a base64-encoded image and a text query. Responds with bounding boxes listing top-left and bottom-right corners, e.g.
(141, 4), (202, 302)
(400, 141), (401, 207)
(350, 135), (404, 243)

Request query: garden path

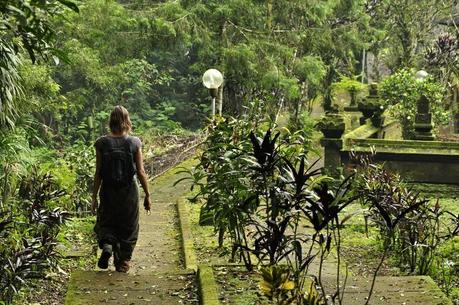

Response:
(65, 159), (198, 305)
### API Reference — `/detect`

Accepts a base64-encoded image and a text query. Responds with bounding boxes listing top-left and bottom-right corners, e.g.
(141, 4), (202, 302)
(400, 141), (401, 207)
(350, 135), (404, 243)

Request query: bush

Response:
(380, 69), (448, 139)
(0, 171), (70, 304)
(353, 152), (459, 276)
(180, 106), (357, 304)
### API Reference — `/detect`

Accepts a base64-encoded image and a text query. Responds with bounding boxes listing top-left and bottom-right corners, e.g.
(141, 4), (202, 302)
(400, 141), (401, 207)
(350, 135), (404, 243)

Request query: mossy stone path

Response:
(65, 159), (198, 305)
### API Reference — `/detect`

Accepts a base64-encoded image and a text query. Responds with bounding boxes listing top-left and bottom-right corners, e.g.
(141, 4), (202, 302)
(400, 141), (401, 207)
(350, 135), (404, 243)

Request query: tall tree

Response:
(0, 0), (78, 128)
(370, 0), (454, 70)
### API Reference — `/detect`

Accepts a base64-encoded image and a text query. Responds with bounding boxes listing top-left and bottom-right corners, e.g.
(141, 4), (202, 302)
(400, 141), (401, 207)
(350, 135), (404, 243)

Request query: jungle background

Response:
(1, 0), (458, 304)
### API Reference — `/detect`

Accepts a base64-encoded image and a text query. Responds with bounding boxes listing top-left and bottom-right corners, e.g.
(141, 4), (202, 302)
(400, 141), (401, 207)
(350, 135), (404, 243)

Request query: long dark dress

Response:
(94, 135), (142, 262)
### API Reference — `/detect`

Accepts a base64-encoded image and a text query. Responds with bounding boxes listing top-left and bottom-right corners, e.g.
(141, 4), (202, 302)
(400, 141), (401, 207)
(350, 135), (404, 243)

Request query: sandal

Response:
(115, 260), (130, 273)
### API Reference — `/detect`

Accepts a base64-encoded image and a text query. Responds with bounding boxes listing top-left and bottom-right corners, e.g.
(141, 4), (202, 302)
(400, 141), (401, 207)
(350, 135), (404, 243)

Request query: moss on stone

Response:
(198, 265), (220, 305)
(177, 197), (198, 272)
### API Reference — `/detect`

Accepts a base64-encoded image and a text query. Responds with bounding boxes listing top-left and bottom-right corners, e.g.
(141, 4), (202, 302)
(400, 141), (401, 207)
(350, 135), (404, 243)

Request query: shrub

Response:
(181, 110), (357, 304)
(353, 152), (459, 276)
(380, 69), (448, 139)
(0, 171), (70, 304)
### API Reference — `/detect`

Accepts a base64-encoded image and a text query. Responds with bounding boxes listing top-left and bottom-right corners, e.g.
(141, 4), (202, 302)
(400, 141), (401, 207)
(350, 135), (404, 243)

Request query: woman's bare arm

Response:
(92, 149), (102, 214)
(135, 148), (151, 211)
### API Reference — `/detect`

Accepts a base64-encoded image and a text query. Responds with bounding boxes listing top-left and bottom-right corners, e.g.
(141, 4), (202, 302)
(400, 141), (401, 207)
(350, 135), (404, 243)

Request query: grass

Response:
(188, 201), (232, 265)
(187, 189), (459, 303)
(214, 266), (262, 305)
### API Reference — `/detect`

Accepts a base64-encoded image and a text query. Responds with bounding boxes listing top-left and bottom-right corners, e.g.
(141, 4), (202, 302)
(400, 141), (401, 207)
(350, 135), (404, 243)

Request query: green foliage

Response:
(371, 0), (453, 69)
(435, 236), (459, 299)
(0, 132), (93, 302)
(0, 128), (31, 208)
(332, 76), (367, 94)
(380, 69), (448, 139)
(425, 34), (459, 87)
(0, 171), (70, 304)
(354, 153), (459, 277)
(45, 1), (191, 137)
(61, 142), (95, 215)
(181, 109), (357, 303)
(177, 107), (266, 266)
(0, 44), (22, 128)
(259, 265), (296, 304)
(0, 0), (78, 129)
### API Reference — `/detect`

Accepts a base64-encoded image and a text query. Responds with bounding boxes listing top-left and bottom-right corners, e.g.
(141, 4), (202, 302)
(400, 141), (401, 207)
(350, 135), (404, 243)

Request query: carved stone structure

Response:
(357, 83), (384, 126)
(414, 95), (435, 141)
(343, 87), (359, 112)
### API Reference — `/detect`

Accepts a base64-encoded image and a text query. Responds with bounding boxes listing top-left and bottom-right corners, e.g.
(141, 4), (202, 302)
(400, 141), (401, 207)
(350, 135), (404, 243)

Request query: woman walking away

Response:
(91, 105), (151, 273)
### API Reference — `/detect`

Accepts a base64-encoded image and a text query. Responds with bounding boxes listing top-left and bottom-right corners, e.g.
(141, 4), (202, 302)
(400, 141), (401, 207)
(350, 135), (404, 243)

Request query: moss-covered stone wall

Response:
(322, 121), (459, 184)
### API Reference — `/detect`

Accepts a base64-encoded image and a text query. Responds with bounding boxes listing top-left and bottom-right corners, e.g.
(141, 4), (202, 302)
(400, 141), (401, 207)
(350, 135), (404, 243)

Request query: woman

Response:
(91, 105), (151, 273)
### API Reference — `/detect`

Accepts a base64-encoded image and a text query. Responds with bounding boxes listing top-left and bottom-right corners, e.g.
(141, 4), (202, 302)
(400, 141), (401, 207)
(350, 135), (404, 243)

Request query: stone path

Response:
(65, 160), (198, 305)
(309, 261), (451, 305)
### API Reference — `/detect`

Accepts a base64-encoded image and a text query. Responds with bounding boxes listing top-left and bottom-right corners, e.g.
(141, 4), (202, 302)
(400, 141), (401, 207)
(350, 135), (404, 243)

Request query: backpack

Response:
(101, 138), (136, 187)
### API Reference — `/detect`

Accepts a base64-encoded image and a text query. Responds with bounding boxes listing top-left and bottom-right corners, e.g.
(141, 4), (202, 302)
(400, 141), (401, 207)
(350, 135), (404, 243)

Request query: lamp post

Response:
(202, 69), (224, 117)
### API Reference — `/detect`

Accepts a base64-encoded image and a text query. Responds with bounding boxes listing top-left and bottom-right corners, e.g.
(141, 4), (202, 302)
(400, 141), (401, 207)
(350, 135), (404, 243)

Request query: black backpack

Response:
(101, 138), (136, 187)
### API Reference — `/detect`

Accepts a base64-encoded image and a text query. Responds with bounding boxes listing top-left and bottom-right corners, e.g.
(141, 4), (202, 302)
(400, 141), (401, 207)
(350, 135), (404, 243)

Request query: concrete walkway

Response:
(65, 160), (198, 305)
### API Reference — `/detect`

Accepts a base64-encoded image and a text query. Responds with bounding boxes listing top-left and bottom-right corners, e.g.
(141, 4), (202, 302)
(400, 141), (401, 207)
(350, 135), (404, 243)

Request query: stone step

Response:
(65, 271), (196, 305)
(307, 259), (451, 304)
(320, 275), (452, 305)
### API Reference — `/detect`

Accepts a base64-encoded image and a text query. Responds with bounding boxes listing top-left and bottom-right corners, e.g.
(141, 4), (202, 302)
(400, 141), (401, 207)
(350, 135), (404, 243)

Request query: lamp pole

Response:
(210, 88), (218, 116)
(203, 69), (224, 117)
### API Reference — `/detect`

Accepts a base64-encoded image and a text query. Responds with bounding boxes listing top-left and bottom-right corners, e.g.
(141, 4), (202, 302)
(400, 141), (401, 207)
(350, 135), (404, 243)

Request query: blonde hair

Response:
(109, 105), (132, 133)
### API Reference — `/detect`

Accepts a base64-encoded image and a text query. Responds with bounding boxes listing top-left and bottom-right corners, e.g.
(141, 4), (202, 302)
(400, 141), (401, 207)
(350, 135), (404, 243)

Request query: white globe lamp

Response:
(202, 69), (224, 116)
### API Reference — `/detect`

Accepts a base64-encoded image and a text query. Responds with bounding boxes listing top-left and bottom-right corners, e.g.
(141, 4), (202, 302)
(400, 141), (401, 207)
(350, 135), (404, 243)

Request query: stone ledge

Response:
(197, 263), (452, 305)
(346, 138), (459, 153)
(320, 275), (452, 305)
(177, 197), (198, 272)
(198, 265), (220, 305)
(344, 123), (379, 141)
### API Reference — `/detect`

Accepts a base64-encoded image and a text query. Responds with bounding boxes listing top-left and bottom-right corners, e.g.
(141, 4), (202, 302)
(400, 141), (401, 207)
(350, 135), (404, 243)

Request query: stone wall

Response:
(322, 122), (459, 185)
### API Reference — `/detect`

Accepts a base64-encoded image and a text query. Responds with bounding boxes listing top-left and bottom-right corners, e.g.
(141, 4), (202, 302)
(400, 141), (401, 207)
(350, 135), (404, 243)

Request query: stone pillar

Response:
(320, 138), (343, 177)
(414, 95), (435, 141)
(344, 87), (359, 112)
(317, 113), (345, 177)
(358, 83), (382, 125)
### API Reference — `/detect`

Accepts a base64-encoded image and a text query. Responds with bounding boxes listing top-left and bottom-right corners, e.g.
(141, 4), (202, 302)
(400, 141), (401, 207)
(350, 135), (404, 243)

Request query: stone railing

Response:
(319, 83), (459, 184)
(321, 120), (459, 184)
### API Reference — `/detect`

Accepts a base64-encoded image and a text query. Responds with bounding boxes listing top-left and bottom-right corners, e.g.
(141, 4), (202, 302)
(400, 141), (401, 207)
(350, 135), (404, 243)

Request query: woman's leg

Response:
(115, 241), (135, 272)
(97, 243), (112, 269)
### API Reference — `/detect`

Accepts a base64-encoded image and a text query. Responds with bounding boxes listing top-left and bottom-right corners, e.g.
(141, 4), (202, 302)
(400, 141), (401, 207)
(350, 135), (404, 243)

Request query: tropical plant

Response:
(332, 76), (367, 107)
(352, 152), (459, 303)
(182, 116), (360, 303)
(177, 108), (265, 266)
(0, 170), (70, 304)
(259, 265), (296, 305)
(0, 128), (31, 209)
(62, 141), (95, 215)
